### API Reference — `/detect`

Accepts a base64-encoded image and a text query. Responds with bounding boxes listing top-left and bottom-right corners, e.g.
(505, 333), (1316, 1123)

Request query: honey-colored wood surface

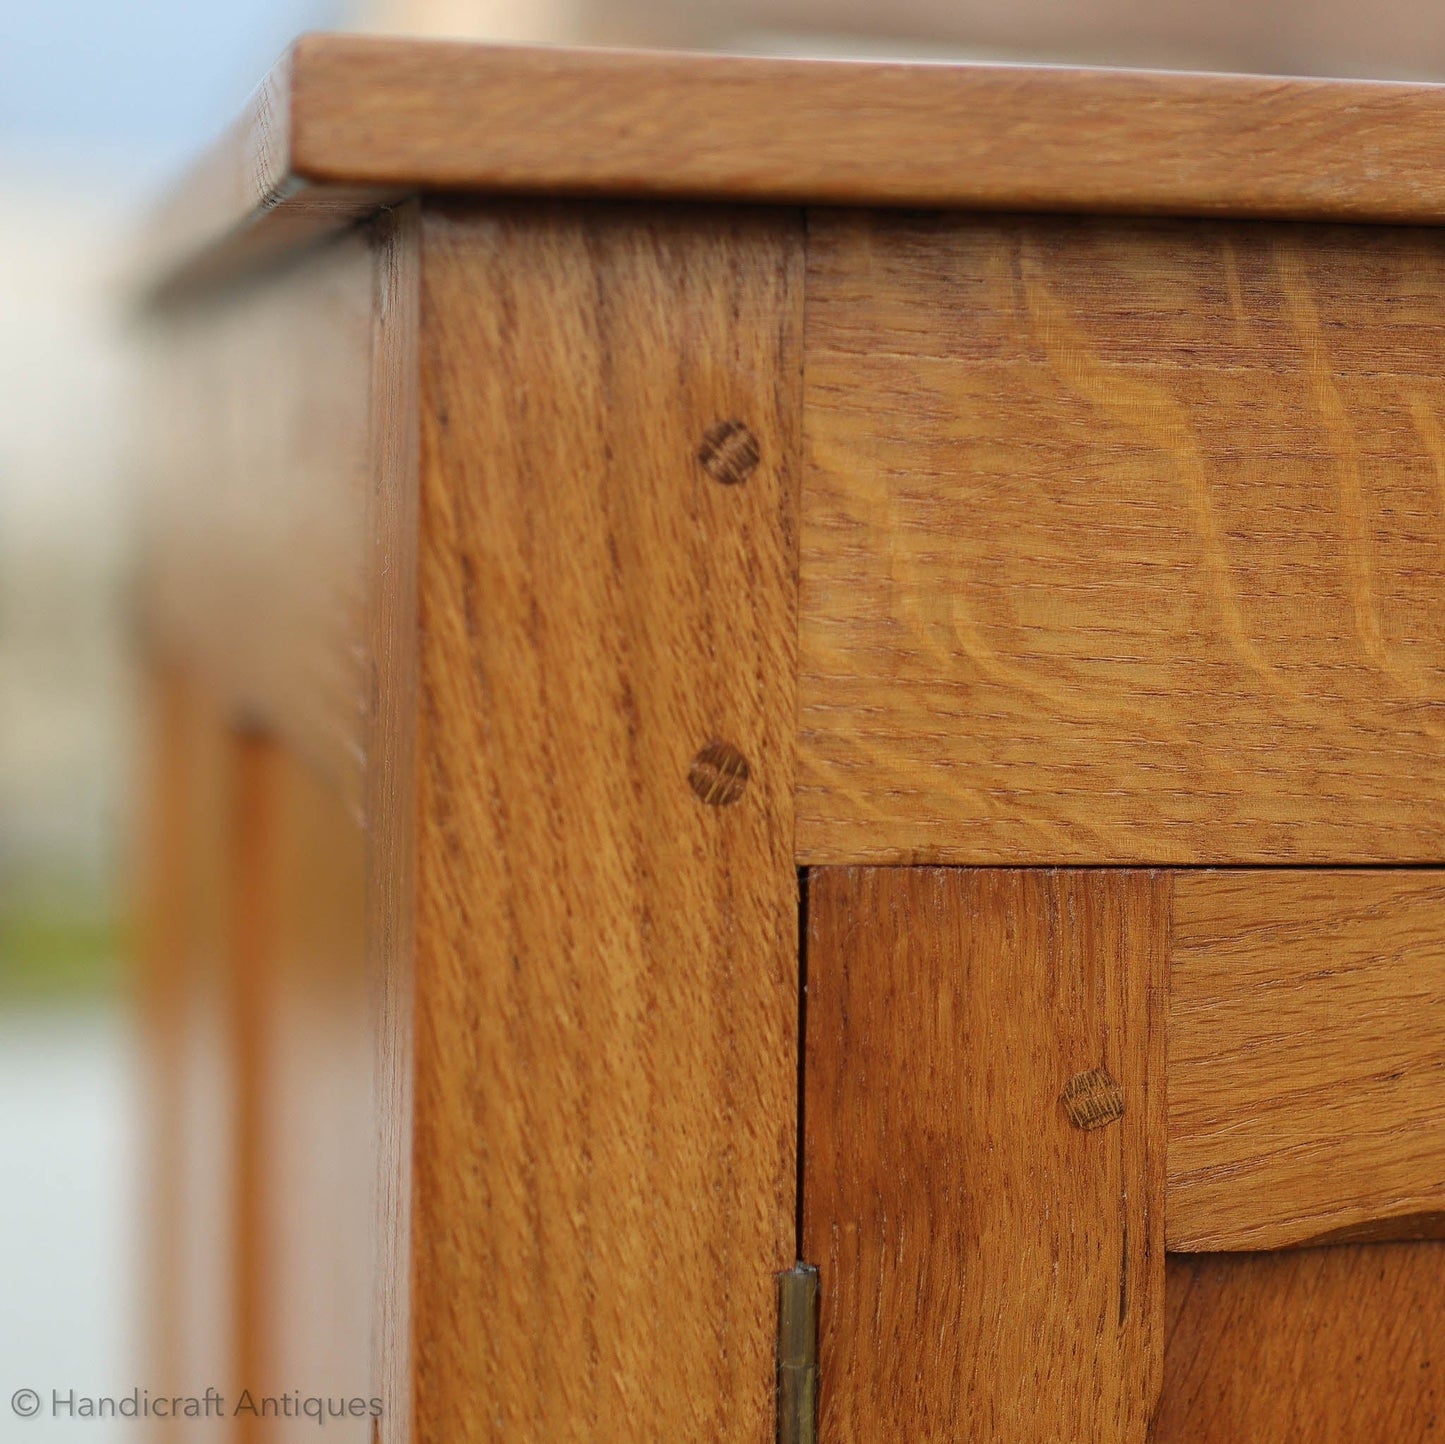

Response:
(803, 866), (1168, 1442)
(1152, 1247), (1445, 1441)
(798, 213), (1445, 865)
(144, 34), (1445, 295)
(1167, 870), (1445, 1251)
(411, 201), (803, 1439)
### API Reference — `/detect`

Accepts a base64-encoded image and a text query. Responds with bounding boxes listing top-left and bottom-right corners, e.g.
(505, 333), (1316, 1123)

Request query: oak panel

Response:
(803, 866), (1168, 1442)
(1153, 1247), (1445, 1442)
(798, 213), (1445, 865)
(412, 201), (803, 1440)
(1168, 870), (1445, 1251)
(144, 35), (1445, 293)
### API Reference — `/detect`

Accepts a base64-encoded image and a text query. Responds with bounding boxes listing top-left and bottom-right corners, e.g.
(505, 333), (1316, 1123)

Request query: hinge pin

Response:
(777, 1263), (819, 1444)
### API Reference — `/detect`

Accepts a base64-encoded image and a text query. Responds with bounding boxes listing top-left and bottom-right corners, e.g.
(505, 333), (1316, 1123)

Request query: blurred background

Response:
(6, 0), (1445, 1436)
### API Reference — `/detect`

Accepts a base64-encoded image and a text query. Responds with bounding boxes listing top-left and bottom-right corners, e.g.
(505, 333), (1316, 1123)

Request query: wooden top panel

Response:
(146, 33), (1445, 294)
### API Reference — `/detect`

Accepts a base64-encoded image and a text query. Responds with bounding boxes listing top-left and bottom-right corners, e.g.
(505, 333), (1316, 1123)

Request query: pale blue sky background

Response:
(0, 9), (361, 1436)
(0, 0), (343, 176)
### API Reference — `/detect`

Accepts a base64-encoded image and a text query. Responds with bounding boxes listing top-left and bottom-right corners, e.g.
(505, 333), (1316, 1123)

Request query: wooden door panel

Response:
(805, 864), (1445, 1441)
(802, 865), (1168, 1442)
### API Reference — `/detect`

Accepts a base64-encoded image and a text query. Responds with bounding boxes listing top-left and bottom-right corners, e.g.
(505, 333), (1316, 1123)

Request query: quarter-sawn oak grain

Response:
(798, 212), (1445, 865)
(803, 866), (1168, 1442)
(412, 201), (804, 1441)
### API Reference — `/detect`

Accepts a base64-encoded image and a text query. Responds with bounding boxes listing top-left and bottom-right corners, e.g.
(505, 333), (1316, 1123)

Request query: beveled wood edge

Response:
(137, 46), (302, 303)
(139, 31), (1445, 302)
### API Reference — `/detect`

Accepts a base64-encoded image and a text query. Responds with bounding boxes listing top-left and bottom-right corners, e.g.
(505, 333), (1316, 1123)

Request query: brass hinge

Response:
(776, 1263), (819, 1444)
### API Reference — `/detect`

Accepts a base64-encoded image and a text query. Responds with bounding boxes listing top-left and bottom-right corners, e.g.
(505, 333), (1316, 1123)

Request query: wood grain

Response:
(798, 212), (1445, 865)
(412, 200), (803, 1439)
(1168, 869), (1445, 1251)
(1153, 1246), (1445, 1442)
(141, 34), (1445, 296)
(803, 866), (1168, 1442)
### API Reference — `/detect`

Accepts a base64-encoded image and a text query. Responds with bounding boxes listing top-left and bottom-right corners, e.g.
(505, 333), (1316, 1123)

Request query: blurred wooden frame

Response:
(138, 36), (1445, 1442)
